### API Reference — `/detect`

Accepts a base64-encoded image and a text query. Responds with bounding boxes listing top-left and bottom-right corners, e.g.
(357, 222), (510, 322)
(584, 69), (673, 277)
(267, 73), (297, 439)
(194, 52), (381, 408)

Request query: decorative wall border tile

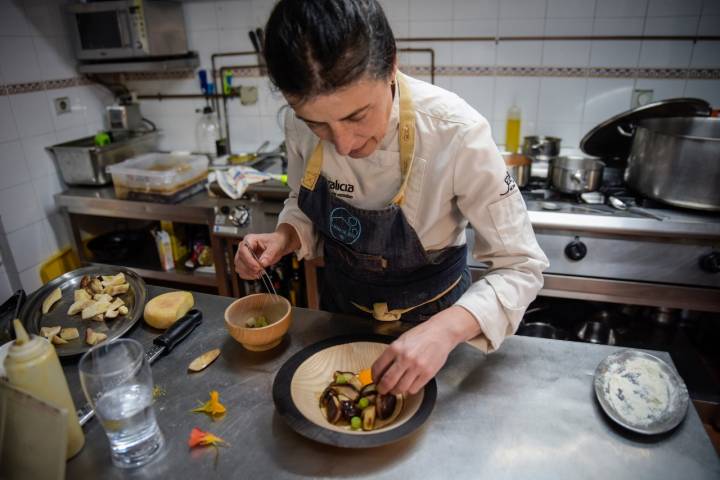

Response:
(1, 66), (719, 95)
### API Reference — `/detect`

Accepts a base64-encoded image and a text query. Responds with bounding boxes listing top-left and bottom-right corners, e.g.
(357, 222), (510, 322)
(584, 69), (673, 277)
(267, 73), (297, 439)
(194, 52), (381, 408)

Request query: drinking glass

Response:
(78, 338), (164, 468)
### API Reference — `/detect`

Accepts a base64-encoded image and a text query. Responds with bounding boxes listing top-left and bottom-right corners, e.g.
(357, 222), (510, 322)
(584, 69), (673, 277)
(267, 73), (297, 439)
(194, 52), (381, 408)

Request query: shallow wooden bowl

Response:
(273, 335), (437, 448)
(224, 294), (292, 351)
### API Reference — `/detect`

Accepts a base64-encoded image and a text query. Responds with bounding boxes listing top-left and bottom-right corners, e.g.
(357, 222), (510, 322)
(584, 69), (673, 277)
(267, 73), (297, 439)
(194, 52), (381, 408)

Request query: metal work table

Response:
(62, 286), (720, 479)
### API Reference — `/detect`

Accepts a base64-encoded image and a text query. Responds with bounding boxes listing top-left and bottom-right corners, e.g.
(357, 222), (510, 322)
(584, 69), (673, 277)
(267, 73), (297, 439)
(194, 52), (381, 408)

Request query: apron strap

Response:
(350, 274), (462, 321)
(300, 71), (417, 204)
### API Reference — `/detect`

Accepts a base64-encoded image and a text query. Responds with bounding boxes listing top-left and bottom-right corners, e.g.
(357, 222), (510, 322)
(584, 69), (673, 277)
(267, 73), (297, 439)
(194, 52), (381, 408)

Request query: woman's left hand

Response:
(371, 306), (482, 395)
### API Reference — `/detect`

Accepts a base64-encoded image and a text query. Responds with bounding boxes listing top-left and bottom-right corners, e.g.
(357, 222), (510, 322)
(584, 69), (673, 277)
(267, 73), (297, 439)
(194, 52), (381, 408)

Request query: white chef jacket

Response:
(277, 73), (549, 353)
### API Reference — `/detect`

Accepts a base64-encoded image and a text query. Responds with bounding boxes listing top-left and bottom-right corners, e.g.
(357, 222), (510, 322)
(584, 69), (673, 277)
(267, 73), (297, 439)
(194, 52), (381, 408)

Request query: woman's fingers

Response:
(234, 235), (264, 279)
(375, 359), (405, 395)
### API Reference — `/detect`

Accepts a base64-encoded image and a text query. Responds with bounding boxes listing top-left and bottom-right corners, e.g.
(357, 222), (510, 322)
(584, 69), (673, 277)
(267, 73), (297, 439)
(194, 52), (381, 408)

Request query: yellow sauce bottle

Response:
(505, 102), (522, 153)
(3, 320), (85, 459)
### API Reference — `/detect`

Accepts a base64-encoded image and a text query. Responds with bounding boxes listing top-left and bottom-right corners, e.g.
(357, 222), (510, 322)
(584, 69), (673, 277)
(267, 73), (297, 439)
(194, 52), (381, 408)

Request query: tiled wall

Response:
(127, 0), (720, 154)
(0, 0), (112, 299)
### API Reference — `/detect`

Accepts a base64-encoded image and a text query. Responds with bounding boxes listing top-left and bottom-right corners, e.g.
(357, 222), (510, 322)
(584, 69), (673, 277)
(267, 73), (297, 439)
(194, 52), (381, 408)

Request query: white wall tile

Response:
(45, 213), (71, 253)
(46, 88), (86, 132)
(218, 28), (255, 54)
(453, 20), (498, 36)
(450, 77), (495, 117)
(538, 78), (587, 122)
(492, 76), (541, 126)
(433, 75), (454, 91)
(216, 1), (254, 30)
(697, 15), (720, 35)
(0, 37), (42, 84)
(643, 16), (700, 35)
(590, 41), (641, 67)
(547, 0), (596, 18)
(535, 121), (582, 147)
(0, 265), (12, 304)
(0, 0), (34, 36)
(497, 42), (544, 66)
(684, 80), (720, 106)
(54, 126), (88, 144)
(0, 96), (19, 143)
(156, 117), (198, 152)
(634, 79), (687, 101)
(183, 1), (219, 31)
(259, 115), (284, 144)
(390, 20), (410, 37)
(409, 21), (453, 37)
(647, 0), (702, 16)
(9, 91), (54, 138)
(403, 41), (453, 66)
(188, 30), (220, 70)
(583, 78), (633, 124)
(24, 1), (66, 37)
(592, 17), (645, 35)
(545, 18), (594, 36)
(18, 264), (43, 293)
(251, 0), (275, 26)
(228, 118), (264, 153)
(33, 35), (77, 82)
(499, 0), (548, 19)
(31, 172), (63, 217)
(453, 42), (496, 65)
(690, 41), (720, 67)
(0, 182), (45, 233)
(703, 0), (720, 15)
(453, 0), (500, 19)
(542, 41), (591, 66)
(498, 18), (545, 36)
(638, 41), (694, 68)
(0, 140), (30, 190)
(21, 132), (58, 179)
(490, 119), (504, 145)
(410, 0), (453, 21)
(258, 81), (288, 117)
(595, 0), (648, 17)
(380, 0), (410, 20)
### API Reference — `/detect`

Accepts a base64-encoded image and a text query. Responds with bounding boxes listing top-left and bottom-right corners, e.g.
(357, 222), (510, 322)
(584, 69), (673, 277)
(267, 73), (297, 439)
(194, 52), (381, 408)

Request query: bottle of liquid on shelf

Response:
(505, 101), (522, 153)
(3, 320), (85, 459)
(195, 106), (221, 159)
(290, 255), (303, 307)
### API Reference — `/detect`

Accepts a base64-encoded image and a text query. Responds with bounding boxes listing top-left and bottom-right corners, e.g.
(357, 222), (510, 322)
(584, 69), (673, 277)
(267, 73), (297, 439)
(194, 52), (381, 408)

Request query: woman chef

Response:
(235, 0), (549, 396)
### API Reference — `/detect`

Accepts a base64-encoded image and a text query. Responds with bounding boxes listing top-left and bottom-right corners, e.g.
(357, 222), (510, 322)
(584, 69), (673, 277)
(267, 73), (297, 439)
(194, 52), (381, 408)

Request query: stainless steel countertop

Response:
(62, 286), (720, 479)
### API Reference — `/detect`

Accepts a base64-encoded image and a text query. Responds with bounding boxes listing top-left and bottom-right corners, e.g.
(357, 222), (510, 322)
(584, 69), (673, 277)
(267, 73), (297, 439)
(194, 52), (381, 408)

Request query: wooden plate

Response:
(272, 335), (437, 448)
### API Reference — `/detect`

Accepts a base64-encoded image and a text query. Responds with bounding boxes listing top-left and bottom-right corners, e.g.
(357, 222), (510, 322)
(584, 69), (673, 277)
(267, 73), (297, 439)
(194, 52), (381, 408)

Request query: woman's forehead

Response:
(287, 77), (387, 123)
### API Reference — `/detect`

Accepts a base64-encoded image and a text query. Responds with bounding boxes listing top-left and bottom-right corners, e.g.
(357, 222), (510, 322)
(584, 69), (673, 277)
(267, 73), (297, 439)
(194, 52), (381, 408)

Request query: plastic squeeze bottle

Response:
(505, 101), (522, 153)
(3, 320), (85, 459)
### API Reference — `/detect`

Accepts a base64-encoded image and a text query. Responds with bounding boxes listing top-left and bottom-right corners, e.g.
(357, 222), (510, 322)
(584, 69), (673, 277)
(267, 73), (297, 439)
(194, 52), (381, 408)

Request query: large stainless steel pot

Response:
(551, 156), (605, 194)
(625, 117), (720, 211)
(502, 152), (531, 188)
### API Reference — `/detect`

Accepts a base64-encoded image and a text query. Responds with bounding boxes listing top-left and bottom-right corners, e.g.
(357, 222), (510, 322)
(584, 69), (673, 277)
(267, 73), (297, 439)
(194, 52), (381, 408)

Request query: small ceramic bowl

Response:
(224, 293), (292, 351)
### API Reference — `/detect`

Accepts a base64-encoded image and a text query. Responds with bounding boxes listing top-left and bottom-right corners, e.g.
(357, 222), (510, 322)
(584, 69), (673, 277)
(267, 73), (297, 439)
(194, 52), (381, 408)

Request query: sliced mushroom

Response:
(376, 393), (397, 420)
(324, 394), (342, 424)
(360, 384), (378, 403)
(340, 400), (360, 421)
(375, 394), (404, 428)
(319, 387), (335, 409)
(329, 383), (360, 402)
(362, 404), (376, 431)
(334, 371), (363, 391)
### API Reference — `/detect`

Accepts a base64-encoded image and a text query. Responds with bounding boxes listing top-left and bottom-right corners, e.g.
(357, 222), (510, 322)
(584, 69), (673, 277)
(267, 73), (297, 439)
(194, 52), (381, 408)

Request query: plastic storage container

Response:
(107, 153), (209, 202)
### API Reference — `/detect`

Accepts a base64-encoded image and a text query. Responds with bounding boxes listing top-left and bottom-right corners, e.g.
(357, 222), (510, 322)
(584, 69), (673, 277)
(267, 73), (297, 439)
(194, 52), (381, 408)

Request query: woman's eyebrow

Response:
(297, 105), (370, 124)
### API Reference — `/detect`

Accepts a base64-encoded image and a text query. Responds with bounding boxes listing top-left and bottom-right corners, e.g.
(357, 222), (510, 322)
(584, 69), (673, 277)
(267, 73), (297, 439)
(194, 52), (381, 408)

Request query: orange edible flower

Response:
(188, 427), (226, 448)
(192, 390), (227, 417)
(358, 368), (373, 387)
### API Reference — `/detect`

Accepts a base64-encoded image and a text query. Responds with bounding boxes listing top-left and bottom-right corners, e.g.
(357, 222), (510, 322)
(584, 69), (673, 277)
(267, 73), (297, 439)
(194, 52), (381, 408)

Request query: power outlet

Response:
(631, 89), (653, 109)
(54, 96), (71, 115)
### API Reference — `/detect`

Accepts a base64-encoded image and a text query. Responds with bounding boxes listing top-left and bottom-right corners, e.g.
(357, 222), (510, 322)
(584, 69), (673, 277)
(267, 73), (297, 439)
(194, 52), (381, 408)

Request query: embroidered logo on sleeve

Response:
(500, 171), (517, 197)
(329, 207), (362, 244)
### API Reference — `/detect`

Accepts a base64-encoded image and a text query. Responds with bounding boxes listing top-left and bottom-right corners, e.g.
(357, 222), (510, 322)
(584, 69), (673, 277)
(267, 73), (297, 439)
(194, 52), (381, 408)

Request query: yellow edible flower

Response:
(192, 390), (227, 417)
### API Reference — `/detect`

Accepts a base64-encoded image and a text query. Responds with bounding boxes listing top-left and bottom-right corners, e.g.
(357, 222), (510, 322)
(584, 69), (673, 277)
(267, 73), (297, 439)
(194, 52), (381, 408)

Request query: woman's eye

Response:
(347, 114), (366, 123)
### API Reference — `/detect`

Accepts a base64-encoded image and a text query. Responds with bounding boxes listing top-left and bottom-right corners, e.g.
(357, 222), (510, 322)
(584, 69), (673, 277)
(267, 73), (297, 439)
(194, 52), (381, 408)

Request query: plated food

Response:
(319, 370), (404, 431)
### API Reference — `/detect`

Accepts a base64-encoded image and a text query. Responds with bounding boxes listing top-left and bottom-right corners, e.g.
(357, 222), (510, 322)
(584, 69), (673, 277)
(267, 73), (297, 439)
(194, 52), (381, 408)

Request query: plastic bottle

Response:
(505, 101), (522, 153)
(3, 320), (85, 459)
(195, 106), (221, 158)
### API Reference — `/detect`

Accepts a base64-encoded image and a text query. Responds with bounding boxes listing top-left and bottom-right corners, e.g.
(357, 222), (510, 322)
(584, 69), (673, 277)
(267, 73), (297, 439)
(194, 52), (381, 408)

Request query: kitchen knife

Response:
(76, 309), (203, 427)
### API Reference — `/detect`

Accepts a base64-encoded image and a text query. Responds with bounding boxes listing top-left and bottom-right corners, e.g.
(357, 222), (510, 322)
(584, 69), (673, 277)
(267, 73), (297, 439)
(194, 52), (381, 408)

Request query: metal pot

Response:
(625, 117), (720, 211)
(551, 156), (605, 194)
(522, 136), (561, 158)
(502, 152), (531, 188)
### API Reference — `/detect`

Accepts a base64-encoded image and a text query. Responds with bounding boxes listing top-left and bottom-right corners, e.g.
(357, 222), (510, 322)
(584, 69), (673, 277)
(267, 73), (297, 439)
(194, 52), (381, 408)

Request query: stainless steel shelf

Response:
(77, 53), (199, 74)
(87, 262), (218, 288)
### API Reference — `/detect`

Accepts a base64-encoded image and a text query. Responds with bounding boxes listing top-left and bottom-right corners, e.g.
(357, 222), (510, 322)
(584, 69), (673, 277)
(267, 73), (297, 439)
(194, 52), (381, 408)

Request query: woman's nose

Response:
(330, 125), (355, 156)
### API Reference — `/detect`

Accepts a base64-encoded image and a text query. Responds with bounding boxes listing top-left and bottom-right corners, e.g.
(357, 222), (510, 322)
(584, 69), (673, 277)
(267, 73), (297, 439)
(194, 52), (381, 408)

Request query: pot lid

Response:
(580, 97), (711, 161)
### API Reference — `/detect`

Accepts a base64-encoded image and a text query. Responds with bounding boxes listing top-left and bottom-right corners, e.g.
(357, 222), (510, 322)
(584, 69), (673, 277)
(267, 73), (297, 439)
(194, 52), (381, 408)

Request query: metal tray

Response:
(19, 266), (147, 357)
(594, 349), (689, 435)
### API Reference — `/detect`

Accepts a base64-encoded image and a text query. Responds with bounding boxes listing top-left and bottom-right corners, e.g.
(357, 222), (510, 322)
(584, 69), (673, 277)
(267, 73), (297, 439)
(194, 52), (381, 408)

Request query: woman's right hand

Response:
(234, 224), (301, 279)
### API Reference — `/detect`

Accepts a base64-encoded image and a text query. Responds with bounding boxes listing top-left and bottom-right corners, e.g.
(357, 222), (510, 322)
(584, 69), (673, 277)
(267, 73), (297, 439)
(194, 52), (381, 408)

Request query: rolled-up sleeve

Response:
(451, 118), (549, 353)
(276, 112), (321, 260)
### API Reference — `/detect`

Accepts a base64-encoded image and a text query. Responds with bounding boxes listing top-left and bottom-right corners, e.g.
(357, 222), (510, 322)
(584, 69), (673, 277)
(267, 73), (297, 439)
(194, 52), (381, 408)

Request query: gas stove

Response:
(467, 182), (720, 313)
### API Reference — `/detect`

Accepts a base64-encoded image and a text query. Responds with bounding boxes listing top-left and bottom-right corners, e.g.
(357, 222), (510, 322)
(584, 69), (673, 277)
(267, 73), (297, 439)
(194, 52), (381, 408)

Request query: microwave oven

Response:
(66, 1), (189, 61)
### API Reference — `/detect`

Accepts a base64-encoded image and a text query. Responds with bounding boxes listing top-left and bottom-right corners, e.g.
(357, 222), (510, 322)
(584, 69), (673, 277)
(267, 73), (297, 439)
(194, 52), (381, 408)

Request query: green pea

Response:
(335, 374), (347, 384)
(350, 416), (361, 430)
(358, 397), (369, 409)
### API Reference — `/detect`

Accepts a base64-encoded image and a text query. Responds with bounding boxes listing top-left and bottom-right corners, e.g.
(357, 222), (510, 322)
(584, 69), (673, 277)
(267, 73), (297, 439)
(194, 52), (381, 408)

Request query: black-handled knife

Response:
(77, 309), (203, 427)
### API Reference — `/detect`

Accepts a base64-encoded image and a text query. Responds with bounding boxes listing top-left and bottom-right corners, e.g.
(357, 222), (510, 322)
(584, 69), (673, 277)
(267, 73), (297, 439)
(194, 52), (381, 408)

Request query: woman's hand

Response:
(234, 223), (301, 279)
(371, 306), (482, 395)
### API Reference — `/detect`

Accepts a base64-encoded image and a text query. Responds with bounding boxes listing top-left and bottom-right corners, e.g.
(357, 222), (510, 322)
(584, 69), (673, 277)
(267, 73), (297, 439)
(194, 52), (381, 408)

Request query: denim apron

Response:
(297, 73), (470, 322)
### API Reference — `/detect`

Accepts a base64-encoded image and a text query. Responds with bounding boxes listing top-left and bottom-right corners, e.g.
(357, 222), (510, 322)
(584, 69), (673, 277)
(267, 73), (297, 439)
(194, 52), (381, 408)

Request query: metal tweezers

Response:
(243, 241), (280, 302)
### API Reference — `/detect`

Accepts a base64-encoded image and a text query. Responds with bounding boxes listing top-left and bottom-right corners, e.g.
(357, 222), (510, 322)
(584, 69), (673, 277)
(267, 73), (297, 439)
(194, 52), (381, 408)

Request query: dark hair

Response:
(263, 0), (396, 102)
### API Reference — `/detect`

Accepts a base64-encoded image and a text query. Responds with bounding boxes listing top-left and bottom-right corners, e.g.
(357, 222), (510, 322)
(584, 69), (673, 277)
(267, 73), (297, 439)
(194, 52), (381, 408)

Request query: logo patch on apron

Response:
(329, 207), (362, 244)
